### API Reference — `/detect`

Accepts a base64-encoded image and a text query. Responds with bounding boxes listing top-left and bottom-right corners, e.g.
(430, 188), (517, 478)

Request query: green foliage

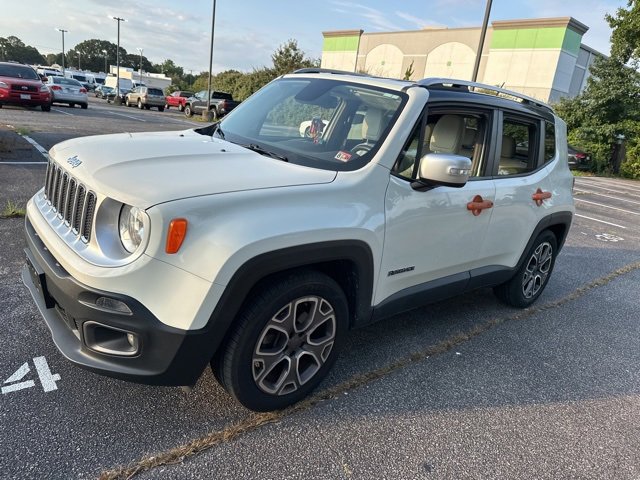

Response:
(271, 39), (318, 76)
(620, 144), (640, 178)
(1, 200), (25, 219)
(403, 60), (415, 81)
(0, 36), (44, 64)
(607, 1), (640, 64)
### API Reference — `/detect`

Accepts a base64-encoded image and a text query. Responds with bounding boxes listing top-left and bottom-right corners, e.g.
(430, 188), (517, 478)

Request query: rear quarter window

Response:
(148, 88), (163, 96)
(544, 121), (556, 163)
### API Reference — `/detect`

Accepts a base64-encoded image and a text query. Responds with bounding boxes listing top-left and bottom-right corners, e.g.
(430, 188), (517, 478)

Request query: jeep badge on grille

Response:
(67, 156), (82, 168)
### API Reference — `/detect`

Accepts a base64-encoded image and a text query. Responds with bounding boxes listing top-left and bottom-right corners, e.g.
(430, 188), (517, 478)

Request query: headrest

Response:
(430, 115), (465, 154)
(462, 128), (476, 146)
(362, 108), (383, 141)
(501, 136), (516, 158)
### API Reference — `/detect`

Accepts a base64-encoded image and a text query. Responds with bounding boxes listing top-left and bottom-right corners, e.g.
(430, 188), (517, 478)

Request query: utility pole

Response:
(78, 52), (81, 70)
(472, 0), (492, 82)
(205, 0), (217, 120)
(102, 49), (108, 73)
(111, 16), (125, 104)
(56, 28), (68, 74)
(137, 47), (143, 83)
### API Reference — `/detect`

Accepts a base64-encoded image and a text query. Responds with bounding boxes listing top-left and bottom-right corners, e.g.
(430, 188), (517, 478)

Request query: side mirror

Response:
(412, 153), (472, 191)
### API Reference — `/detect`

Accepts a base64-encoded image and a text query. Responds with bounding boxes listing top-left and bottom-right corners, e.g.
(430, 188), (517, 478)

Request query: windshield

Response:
(0, 64), (39, 80)
(216, 78), (406, 171)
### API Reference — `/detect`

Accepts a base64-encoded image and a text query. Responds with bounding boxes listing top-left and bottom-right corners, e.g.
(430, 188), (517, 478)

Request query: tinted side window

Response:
(544, 121), (556, 163)
(497, 116), (539, 176)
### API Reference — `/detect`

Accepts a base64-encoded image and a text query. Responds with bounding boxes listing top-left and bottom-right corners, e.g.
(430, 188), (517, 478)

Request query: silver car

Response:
(45, 76), (88, 109)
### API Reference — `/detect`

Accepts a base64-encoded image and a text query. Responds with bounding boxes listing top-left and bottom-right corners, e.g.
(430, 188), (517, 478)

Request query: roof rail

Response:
(293, 68), (371, 77)
(418, 78), (552, 112)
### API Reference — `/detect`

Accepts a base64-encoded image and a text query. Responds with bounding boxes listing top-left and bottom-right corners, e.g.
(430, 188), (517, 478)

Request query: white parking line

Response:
(574, 188), (640, 206)
(21, 135), (49, 160)
(575, 180), (640, 197)
(577, 177), (640, 192)
(575, 198), (640, 215)
(105, 111), (147, 122)
(575, 214), (627, 229)
(52, 108), (74, 116)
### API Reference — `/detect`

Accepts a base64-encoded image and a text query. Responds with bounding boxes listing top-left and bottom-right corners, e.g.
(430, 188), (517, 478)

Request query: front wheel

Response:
(213, 270), (348, 411)
(125, 98), (130, 107)
(137, 99), (143, 109)
(184, 105), (193, 117)
(494, 230), (558, 308)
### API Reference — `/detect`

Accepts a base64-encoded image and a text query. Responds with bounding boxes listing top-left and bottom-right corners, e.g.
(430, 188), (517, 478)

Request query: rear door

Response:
(480, 110), (555, 268)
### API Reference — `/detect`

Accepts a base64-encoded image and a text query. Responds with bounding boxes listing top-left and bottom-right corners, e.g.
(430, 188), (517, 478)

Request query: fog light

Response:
(96, 296), (132, 315)
(126, 333), (138, 348)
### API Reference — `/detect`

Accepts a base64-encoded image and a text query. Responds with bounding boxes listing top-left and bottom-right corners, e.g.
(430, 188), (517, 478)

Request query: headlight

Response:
(0, 81), (8, 89)
(119, 205), (146, 253)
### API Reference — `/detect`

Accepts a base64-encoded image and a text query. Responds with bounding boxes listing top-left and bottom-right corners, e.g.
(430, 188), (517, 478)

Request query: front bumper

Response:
(22, 215), (213, 386)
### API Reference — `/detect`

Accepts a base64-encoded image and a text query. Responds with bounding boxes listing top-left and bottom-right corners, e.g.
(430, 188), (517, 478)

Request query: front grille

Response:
(44, 161), (96, 242)
(11, 84), (38, 93)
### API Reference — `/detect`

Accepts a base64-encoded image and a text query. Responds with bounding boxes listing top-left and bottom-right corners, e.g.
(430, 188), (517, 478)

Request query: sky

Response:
(1, 0), (626, 74)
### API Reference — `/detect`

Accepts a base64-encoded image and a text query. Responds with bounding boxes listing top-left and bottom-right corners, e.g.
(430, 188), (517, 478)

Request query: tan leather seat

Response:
(498, 136), (528, 175)
(429, 115), (465, 154)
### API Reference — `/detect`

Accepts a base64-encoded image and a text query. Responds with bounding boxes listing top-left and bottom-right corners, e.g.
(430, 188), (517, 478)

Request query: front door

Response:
(376, 108), (497, 305)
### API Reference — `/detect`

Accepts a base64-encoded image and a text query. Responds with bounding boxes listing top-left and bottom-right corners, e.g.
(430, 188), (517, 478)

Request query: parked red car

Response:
(165, 90), (194, 112)
(0, 62), (51, 111)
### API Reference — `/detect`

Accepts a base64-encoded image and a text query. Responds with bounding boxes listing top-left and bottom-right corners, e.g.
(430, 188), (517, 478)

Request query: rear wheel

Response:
(158, 106), (164, 112)
(81, 103), (88, 110)
(137, 99), (143, 109)
(184, 105), (193, 117)
(212, 270), (348, 411)
(494, 230), (557, 308)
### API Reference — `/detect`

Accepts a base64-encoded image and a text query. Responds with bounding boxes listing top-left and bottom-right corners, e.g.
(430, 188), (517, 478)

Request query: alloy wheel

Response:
(522, 242), (553, 299)
(252, 296), (336, 396)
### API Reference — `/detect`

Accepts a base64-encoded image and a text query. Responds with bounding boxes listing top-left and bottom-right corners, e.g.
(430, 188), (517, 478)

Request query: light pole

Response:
(472, 0), (492, 82)
(56, 28), (68, 74)
(136, 47), (143, 83)
(78, 51), (81, 70)
(111, 16), (125, 104)
(102, 49), (108, 73)
(205, 0), (217, 120)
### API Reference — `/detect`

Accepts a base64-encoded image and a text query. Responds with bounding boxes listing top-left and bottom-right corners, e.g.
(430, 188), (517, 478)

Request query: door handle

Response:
(467, 195), (494, 216)
(532, 188), (552, 207)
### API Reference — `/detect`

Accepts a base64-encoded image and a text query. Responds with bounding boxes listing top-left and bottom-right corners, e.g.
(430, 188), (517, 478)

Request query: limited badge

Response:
(335, 151), (352, 162)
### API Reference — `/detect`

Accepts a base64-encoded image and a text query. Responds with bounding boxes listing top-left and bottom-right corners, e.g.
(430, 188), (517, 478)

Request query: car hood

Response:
(49, 129), (337, 208)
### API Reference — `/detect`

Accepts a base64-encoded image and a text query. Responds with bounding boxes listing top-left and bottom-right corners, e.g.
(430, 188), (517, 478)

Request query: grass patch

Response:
(572, 170), (596, 177)
(1, 200), (26, 218)
(15, 127), (30, 136)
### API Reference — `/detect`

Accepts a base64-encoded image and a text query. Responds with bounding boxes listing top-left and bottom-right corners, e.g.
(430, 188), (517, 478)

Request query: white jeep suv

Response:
(23, 70), (574, 411)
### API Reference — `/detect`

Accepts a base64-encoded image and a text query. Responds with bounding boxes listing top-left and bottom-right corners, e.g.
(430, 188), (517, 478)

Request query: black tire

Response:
(41, 104), (51, 112)
(184, 105), (193, 117)
(212, 270), (348, 411)
(125, 98), (130, 107)
(158, 106), (165, 112)
(493, 230), (558, 308)
(137, 99), (143, 110)
(69, 103), (75, 108)
(145, 105), (151, 110)
(81, 103), (88, 110)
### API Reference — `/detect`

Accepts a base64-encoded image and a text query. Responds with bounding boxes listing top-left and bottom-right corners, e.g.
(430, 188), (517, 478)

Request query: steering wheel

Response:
(350, 142), (373, 156)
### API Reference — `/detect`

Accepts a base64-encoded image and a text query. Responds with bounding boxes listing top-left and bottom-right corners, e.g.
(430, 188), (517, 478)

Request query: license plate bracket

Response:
(20, 93), (31, 100)
(25, 249), (55, 308)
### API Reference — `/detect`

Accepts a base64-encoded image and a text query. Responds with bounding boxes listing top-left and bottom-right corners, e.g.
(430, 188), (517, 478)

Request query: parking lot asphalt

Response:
(0, 105), (639, 479)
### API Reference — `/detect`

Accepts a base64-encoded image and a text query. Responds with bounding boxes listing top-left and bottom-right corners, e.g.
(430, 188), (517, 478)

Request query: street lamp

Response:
(472, 0), (492, 82)
(78, 51), (81, 70)
(136, 47), (143, 83)
(205, 0), (217, 120)
(102, 49), (108, 73)
(56, 28), (68, 74)
(110, 16), (126, 104)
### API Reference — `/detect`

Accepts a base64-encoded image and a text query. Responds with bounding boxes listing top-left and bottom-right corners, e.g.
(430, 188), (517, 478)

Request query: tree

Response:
(271, 39), (318, 76)
(554, 3), (640, 176)
(0, 36), (44, 64)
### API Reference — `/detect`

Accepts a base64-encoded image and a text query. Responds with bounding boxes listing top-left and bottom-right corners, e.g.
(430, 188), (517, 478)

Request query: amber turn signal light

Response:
(165, 218), (188, 254)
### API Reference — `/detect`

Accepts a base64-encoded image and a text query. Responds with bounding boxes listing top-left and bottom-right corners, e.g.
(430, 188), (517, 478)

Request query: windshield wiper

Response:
(241, 143), (288, 162)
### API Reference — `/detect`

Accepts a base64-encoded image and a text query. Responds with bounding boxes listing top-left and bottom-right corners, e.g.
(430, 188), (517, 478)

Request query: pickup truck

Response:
(165, 90), (194, 112)
(184, 90), (240, 119)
